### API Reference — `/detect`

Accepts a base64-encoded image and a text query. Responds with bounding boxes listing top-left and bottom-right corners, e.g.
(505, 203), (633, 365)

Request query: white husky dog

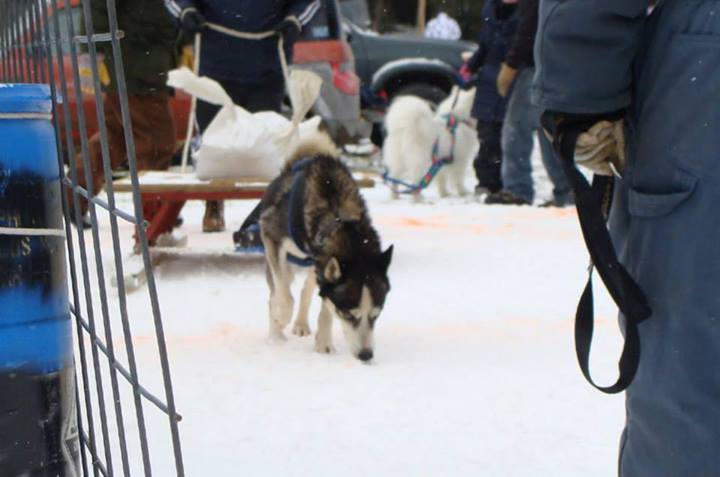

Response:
(383, 87), (477, 199)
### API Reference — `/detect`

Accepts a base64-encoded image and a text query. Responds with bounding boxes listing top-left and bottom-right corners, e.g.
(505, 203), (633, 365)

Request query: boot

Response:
(484, 190), (531, 206)
(203, 200), (226, 232)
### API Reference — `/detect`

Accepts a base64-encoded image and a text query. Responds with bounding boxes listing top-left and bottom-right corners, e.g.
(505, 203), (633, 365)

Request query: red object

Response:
(139, 189), (266, 245)
(331, 63), (360, 95)
(459, 64), (471, 82)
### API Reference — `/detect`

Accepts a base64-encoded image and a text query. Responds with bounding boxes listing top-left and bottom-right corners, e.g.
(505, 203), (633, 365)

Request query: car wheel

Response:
(393, 83), (449, 107)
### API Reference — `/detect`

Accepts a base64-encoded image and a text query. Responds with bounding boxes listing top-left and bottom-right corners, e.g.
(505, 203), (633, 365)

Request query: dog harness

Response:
(286, 157), (358, 268)
(382, 113), (473, 194)
(286, 158), (316, 267)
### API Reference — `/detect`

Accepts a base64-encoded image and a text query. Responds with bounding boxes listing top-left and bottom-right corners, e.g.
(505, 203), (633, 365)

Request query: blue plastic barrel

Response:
(0, 84), (79, 476)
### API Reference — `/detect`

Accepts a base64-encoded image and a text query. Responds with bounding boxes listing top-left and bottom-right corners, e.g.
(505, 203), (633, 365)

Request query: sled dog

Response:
(257, 131), (393, 362)
(383, 86), (477, 199)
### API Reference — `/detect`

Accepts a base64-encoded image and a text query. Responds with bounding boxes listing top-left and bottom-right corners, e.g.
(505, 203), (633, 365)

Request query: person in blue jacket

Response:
(165, 0), (320, 232)
(536, 1), (720, 475)
(462, 0), (519, 195)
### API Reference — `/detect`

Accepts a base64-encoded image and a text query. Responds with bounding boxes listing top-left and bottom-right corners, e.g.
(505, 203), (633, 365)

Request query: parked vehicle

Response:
(339, 0), (475, 106)
(294, 0), (364, 144)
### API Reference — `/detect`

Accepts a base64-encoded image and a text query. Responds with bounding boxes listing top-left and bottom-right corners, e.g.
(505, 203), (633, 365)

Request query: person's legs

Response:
(537, 129), (573, 206)
(128, 93), (176, 171)
(199, 79), (285, 233)
(473, 120), (503, 194)
(70, 94), (127, 220)
(493, 68), (536, 204)
(229, 79), (286, 244)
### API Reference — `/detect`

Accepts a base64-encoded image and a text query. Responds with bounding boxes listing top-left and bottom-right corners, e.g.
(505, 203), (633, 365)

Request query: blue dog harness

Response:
(286, 158), (316, 267)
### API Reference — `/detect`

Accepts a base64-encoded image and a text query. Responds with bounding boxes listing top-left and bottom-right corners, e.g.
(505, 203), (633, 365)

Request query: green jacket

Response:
(90, 0), (178, 94)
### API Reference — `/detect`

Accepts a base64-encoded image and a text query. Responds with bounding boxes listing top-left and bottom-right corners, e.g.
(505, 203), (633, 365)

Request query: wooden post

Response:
(417, 0), (427, 34)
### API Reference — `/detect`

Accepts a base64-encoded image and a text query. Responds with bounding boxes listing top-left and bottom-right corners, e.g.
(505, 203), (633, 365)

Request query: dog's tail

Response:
(284, 127), (340, 171)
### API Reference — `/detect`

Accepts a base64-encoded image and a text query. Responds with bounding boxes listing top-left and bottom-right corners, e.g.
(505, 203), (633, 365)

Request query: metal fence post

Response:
(0, 83), (80, 476)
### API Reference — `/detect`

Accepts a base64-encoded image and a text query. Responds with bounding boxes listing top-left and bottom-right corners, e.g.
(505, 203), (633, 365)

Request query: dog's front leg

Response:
(435, 170), (449, 198)
(314, 298), (336, 354)
(292, 270), (315, 337)
(264, 240), (294, 342)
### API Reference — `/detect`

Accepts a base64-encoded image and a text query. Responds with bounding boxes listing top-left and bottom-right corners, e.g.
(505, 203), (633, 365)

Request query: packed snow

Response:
(69, 157), (626, 476)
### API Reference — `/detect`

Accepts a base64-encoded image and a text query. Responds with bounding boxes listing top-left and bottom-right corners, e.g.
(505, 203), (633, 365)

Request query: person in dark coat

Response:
(462, 0), (519, 195)
(70, 0), (179, 227)
(536, 1), (720, 475)
(484, 0), (571, 206)
(165, 0), (320, 232)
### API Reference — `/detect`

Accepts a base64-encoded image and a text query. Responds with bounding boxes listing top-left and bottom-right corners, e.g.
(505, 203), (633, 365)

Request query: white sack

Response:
(167, 67), (322, 180)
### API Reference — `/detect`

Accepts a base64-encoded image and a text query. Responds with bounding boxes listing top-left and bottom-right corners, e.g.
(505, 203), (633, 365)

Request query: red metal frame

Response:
(138, 190), (265, 245)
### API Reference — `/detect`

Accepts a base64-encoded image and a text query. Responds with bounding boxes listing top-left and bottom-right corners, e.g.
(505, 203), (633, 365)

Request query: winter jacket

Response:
(505, 0), (537, 69)
(165, 0), (321, 85)
(535, 1), (720, 475)
(465, 0), (518, 122)
(90, 0), (178, 94)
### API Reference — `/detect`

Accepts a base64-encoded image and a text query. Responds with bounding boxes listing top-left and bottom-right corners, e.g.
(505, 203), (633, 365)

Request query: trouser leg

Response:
(473, 120), (503, 193)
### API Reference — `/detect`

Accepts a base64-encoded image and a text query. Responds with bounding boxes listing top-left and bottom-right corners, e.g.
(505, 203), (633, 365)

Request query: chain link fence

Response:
(0, 0), (185, 475)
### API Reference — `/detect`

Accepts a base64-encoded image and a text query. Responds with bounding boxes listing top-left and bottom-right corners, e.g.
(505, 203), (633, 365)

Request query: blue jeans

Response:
(500, 68), (570, 204)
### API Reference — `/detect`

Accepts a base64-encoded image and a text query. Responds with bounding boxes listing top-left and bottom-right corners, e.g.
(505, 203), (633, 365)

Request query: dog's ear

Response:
(379, 245), (393, 273)
(323, 256), (342, 283)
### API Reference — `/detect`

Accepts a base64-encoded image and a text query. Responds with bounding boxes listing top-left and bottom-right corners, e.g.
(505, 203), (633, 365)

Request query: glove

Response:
(541, 111), (626, 177)
(274, 16), (301, 41)
(575, 120), (626, 176)
(496, 62), (518, 98)
(180, 8), (206, 34)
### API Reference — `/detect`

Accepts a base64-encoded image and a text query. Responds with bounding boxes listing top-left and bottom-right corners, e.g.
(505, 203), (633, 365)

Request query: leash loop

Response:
(555, 124), (651, 394)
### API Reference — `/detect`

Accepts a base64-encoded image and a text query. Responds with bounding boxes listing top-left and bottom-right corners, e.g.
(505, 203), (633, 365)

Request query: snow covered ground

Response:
(70, 161), (627, 476)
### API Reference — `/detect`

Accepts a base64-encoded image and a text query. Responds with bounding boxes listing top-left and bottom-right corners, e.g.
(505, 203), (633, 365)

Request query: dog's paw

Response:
(314, 341), (336, 354)
(292, 322), (311, 337)
(267, 329), (288, 344)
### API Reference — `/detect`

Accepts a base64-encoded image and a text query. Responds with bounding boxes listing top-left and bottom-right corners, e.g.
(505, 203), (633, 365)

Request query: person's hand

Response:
(496, 62), (518, 98)
(574, 120), (625, 176)
(180, 8), (206, 34)
(541, 111), (626, 177)
(274, 17), (301, 41)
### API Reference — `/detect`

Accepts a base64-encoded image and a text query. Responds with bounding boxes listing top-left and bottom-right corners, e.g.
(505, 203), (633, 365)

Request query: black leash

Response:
(553, 121), (652, 394)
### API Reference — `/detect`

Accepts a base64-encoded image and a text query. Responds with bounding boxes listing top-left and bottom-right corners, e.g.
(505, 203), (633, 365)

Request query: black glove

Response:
(180, 8), (206, 34)
(273, 17), (301, 42)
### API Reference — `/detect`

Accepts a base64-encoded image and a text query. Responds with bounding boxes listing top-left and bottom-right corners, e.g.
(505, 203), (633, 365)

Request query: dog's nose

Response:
(358, 349), (373, 362)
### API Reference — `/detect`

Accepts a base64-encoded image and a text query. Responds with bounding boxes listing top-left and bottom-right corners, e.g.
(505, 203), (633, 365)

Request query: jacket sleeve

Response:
(504, 0), (537, 70)
(285, 0), (322, 28)
(533, 0), (649, 114)
(164, 0), (199, 21)
(466, 44), (487, 73)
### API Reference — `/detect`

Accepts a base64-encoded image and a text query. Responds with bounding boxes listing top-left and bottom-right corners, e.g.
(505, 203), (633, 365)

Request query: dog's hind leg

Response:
(314, 298), (336, 354)
(263, 239), (295, 342)
(292, 270), (315, 337)
(453, 167), (469, 197)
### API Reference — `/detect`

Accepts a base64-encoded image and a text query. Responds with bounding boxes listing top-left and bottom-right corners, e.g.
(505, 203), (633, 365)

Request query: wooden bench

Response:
(113, 171), (376, 245)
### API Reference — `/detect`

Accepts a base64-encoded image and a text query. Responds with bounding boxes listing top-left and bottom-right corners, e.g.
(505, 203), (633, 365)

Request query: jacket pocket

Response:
(628, 169), (697, 218)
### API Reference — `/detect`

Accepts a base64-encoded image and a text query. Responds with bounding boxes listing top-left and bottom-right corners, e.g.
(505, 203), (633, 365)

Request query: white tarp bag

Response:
(167, 66), (323, 180)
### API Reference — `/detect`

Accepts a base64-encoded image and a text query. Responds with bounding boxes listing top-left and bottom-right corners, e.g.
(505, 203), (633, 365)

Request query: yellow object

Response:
(496, 62), (518, 98)
(180, 45), (195, 69)
(98, 61), (111, 87)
